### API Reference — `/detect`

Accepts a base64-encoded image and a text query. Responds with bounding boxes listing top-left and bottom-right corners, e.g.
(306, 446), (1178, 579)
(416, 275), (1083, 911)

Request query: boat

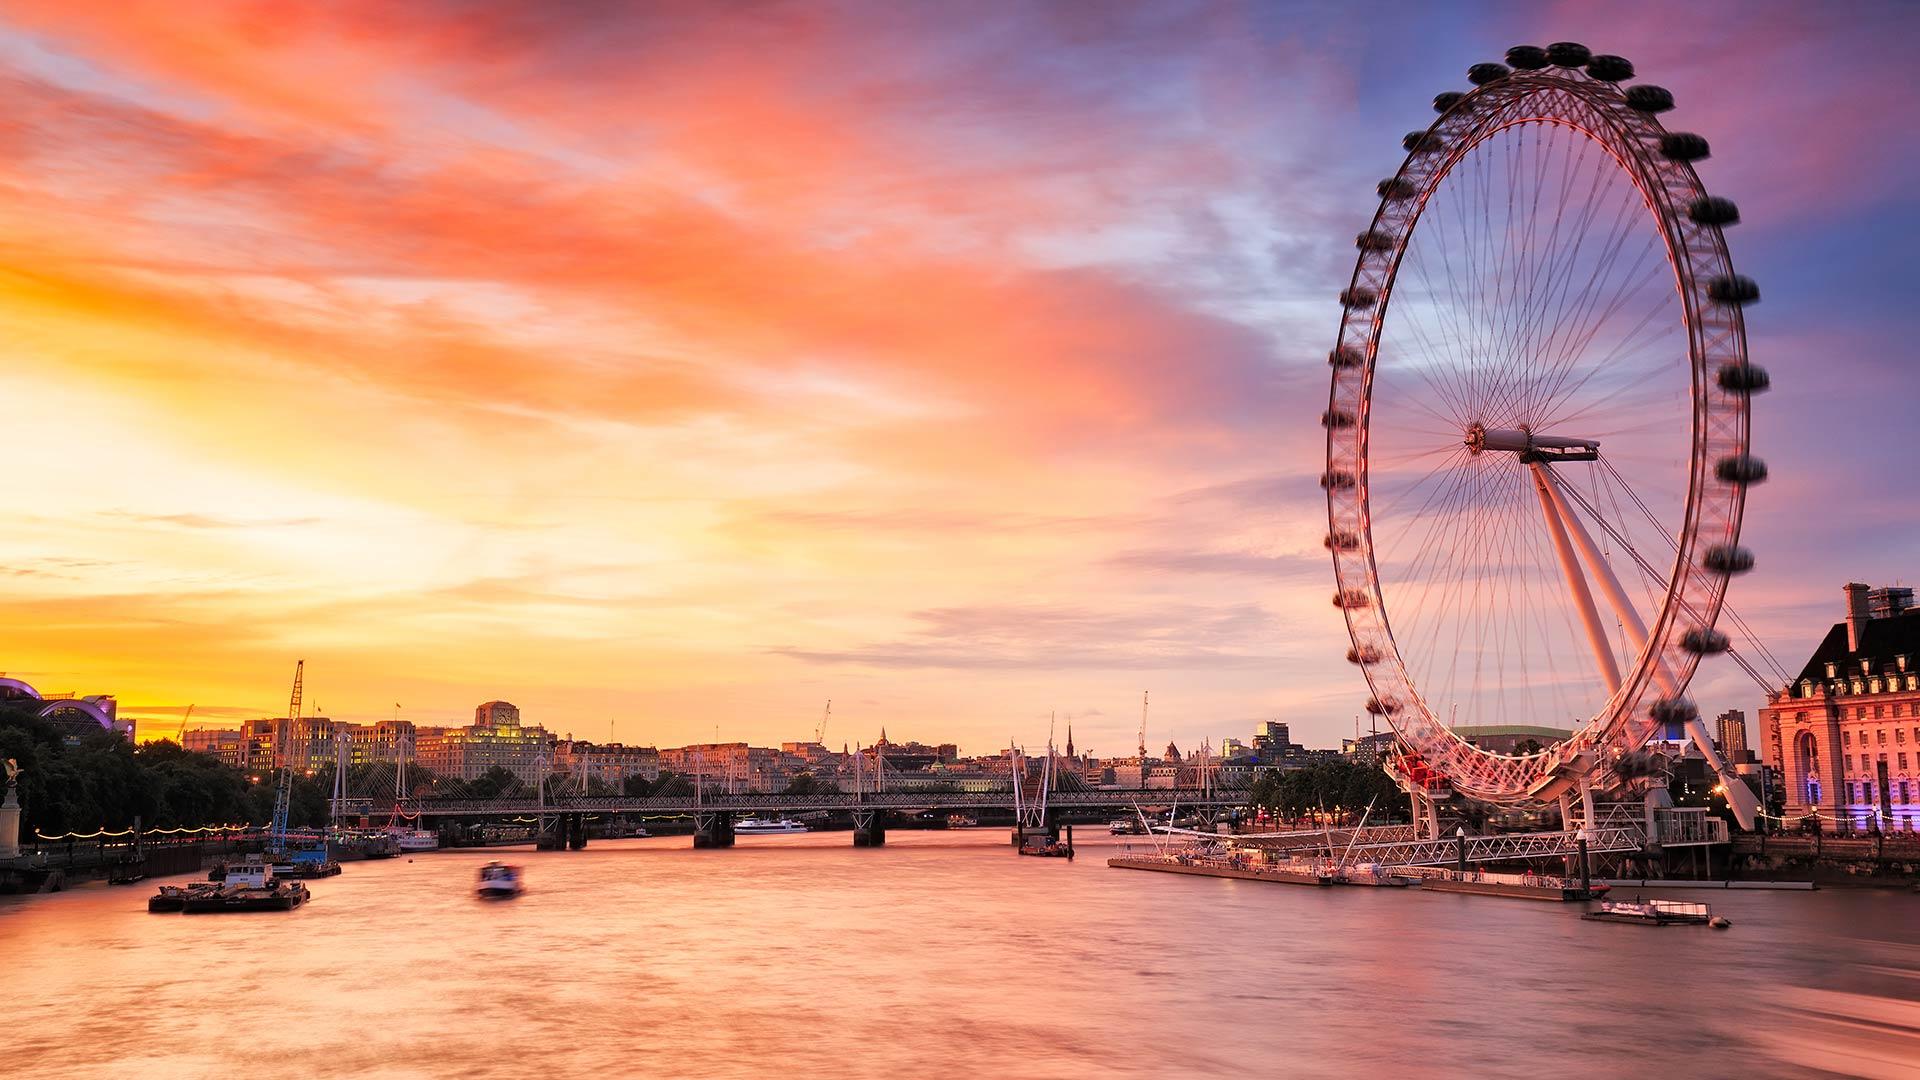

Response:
(1018, 837), (1074, 858)
(1110, 818), (1147, 836)
(734, 817), (807, 835)
(1582, 897), (1714, 926)
(274, 838), (342, 878)
(147, 881), (220, 912)
(945, 813), (978, 829)
(182, 860), (310, 913)
(387, 827), (440, 852)
(352, 831), (401, 859)
(476, 861), (524, 899)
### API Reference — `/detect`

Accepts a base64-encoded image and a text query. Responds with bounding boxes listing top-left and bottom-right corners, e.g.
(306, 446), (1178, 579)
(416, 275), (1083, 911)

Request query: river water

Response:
(6, 831), (1917, 1079)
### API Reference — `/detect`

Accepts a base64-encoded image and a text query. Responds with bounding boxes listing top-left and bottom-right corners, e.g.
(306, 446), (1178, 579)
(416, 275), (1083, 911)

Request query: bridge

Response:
(343, 786), (1250, 849)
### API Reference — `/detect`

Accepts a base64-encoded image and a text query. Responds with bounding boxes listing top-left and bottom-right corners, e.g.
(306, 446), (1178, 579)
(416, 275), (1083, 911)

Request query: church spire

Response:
(1066, 724), (1074, 759)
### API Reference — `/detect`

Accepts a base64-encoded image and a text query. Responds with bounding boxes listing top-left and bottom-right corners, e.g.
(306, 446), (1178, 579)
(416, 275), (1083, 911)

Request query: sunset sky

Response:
(4, 1), (1917, 755)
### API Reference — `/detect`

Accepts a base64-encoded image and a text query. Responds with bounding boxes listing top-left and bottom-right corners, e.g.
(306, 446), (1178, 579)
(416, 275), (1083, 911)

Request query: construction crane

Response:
(173, 704), (195, 743)
(815, 700), (831, 746)
(1138, 690), (1149, 761)
(269, 660), (303, 855)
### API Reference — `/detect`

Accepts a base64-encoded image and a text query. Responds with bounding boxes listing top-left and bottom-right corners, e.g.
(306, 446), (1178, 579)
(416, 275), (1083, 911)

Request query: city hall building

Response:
(1763, 583), (1920, 833)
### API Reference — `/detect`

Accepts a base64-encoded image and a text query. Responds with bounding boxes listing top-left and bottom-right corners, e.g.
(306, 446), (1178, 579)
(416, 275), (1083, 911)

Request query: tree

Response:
(650, 772), (693, 797)
(782, 772), (832, 796)
(622, 771), (654, 797)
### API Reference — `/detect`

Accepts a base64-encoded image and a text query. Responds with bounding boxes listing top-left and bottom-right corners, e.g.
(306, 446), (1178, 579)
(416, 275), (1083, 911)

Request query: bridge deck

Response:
(358, 787), (1248, 818)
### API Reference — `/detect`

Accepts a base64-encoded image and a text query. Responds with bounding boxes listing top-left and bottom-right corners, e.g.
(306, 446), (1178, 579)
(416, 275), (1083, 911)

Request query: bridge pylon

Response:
(692, 810), (735, 849)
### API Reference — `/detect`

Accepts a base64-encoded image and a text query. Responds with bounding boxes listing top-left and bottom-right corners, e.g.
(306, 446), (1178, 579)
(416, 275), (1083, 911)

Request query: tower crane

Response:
(270, 660), (303, 855)
(816, 700), (831, 746)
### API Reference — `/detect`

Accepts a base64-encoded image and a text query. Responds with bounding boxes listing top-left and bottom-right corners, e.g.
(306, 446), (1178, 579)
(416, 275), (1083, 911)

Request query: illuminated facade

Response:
(1763, 583), (1920, 833)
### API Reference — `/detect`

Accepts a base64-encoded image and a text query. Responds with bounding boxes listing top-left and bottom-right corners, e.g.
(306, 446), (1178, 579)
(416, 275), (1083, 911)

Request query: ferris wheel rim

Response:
(1321, 56), (1758, 806)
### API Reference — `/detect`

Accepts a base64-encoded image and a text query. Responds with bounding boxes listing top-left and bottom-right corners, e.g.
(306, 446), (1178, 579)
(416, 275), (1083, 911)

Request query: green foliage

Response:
(650, 771), (693, 797)
(0, 702), (288, 835)
(1245, 760), (1406, 825)
(782, 771), (828, 795)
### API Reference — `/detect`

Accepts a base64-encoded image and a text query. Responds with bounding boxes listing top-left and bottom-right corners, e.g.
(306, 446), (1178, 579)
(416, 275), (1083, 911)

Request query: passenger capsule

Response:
(1340, 287), (1378, 310)
(1365, 696), (1399, 715)
(1322, 409), (1356, 429)
(1329, 346), (1365, 369)
(1659, 133), (1710, 162)
(1403, 131), (1443, 153)
(1649, 697), (1699, 726)
(1433, 91), (1467, 113)
(1505, 45), (1549, 70)
(1320, 469), (1357, 490)
(1682, 627), (1732, 655)
(1346, 645), (1381, 665)
(1688, 196), (1739, 226)
(1545, 42), (1591, 67)
(1377, 177), (1417, 200)
(1714, 454), (1768, 485)
(1715, 362), (1770, 393)
(1324, 530), (1360, 552)
(1467, 62), (1510, 85)
(1333, 589), (1371, 610)
(1585, 54), (1634, 81)
(1702, 544), (1756, 575)
(1707, 275), (1760, 305)
(1356, 230), (1396, 252)
(1624, 85), (1673, 113)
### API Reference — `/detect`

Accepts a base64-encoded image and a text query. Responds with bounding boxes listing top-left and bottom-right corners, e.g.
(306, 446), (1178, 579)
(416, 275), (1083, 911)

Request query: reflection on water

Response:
(5, 832), (1916, 1079)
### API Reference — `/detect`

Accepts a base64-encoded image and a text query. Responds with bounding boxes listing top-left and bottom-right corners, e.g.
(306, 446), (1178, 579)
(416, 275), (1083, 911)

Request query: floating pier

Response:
(1107, 853), (1334, 886)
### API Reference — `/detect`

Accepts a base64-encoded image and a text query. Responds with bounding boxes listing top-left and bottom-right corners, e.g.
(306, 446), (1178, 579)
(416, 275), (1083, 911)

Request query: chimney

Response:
(1845, 582), (1871, 652)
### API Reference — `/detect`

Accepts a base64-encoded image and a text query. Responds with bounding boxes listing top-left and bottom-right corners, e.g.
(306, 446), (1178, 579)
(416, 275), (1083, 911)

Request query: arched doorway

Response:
(1794, 730), (1821, 807)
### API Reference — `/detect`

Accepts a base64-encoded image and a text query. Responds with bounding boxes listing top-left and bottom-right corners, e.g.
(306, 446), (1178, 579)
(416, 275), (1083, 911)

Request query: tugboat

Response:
(477, 861), (524, 899)
(182, 860), (310, 913)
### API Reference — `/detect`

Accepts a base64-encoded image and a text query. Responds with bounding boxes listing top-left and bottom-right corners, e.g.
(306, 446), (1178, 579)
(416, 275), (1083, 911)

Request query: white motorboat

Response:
(734, 817), (807, 835)
(476, 861), (524, 899)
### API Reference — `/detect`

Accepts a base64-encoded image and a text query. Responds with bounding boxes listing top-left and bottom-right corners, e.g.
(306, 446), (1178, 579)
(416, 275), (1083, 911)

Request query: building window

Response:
(1903, 781), (1912, 804)
(1901, 753), (1910, 771)
(1897, 704), (1907, 719)
(1874, 705), (1885, 718)
(1880, 729), (1889, 746)
(1844, 730), (1853, 747)
(1901, 727), (1910, 743)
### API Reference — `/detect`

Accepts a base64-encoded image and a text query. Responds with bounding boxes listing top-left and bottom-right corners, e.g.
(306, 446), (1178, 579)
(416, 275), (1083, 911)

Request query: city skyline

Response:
(5, 1), (1919, 755)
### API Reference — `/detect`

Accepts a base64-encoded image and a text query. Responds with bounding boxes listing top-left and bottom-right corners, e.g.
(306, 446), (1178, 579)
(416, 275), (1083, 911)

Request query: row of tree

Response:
(1244, 761), (1407, 826)
(0, 703), (279, 836)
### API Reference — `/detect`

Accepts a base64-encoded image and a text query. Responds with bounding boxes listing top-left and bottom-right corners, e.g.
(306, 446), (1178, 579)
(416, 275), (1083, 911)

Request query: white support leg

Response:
(1529, 463), (1622, 693)
(1537, 466), (1677, 696)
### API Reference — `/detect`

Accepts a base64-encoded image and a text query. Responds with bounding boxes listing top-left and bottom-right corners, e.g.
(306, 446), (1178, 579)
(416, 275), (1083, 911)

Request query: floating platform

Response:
(1107, 855), (1333, 886)
(1405, 867), (1608, 902)
(181, 884), (309, 913)
(1582, 898), (1720, 927)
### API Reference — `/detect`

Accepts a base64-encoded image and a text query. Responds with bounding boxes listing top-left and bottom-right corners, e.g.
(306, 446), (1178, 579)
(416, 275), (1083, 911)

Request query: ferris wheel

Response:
(1321, 43), (1769, 828)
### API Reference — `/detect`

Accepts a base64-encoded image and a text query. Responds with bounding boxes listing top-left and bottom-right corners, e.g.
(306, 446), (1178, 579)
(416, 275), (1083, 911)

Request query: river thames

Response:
(5, 831), (1915, 1079)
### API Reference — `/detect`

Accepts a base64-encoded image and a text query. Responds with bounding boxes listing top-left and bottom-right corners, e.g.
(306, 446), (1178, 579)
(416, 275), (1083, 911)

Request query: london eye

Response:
(1321, 43), (1769, 830)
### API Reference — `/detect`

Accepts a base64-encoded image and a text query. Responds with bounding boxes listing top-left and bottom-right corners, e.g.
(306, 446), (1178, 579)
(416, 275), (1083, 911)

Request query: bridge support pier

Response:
(852, 809), (887, 847)
(692, 811), (735, 849)
(567, 813), (588, 851)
